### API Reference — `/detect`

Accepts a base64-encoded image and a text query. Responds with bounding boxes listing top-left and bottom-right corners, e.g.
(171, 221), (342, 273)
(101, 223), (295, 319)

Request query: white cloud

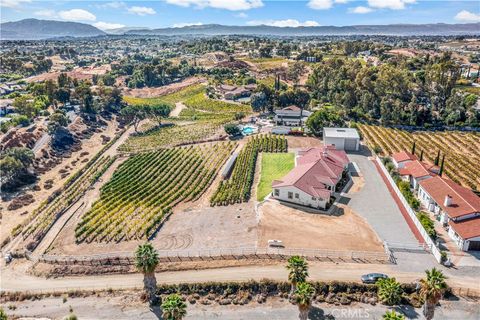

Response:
(166, 0), (264, 11)
(454, 10), (480, 22)
(349, 6), (373, 14)
(236, 12), (248, 18)
(127, 6), (156, 15)
(173, 22), (203, 28)
(367, 0), (416, 10)
(247, 19), (320, 27)
(0, 0), (31, 9)
(58, 9), (96, 21)
(93, 21), (126, 30)
(34, 9), (56, 18)
(307, 0), (351, 10)
(98, 1), (127, 9)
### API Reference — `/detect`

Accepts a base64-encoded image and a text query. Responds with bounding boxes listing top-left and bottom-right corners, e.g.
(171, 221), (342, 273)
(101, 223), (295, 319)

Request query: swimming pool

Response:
(241, 125), (257, 135)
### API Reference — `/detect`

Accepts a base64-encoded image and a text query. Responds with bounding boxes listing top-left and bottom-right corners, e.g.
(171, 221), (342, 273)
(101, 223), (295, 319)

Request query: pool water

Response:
(242, 127), (254, 135)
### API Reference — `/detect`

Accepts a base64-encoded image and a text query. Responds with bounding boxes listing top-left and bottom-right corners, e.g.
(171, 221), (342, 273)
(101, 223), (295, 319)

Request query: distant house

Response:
(417, 176), (480, 251)
(272, 146), (350, 210)
(392, 151), (418, 169)
(273, 105), (311, 126)
(398, 160), (437, 190)
(323, 127), (360, 151)
(0, 99), (14, 116)
(216, 84), (257, 100)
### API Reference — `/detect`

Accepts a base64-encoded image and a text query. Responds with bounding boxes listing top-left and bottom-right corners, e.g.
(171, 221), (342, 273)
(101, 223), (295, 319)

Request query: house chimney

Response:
(322, 147), (328, 157)
(444, 195), (452, 207)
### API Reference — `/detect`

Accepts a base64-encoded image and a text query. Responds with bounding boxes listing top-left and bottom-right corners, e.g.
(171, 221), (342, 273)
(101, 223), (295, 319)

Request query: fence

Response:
(32, 246), (391, 266)
(375, 156), (443, 263)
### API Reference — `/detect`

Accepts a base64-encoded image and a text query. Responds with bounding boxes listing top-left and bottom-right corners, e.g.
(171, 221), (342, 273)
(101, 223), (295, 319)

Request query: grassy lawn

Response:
(257, 152), (295, 201)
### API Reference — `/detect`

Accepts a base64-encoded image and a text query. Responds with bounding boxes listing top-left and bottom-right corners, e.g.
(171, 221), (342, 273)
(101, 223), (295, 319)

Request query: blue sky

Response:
(1, 1), (479, 30)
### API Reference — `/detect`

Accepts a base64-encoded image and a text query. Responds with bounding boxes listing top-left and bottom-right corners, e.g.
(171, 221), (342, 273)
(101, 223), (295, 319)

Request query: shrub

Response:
(416, 212), (437, 239)
(377, 277), (403, 306)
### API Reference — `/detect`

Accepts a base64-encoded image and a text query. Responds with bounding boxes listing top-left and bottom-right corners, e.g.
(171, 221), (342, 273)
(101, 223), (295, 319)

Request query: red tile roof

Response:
(398, 160), (434, 179)
(419, 176), (480, 219)
(392, 151), (417, 163)
(449, 217), (480, 239)
(272, 147), (349, 200)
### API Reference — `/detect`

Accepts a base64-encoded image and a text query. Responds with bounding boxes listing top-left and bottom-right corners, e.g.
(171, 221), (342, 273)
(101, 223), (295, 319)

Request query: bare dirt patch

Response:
(257, 200), (383, 252)
(122, 77), (206, 98)
(286, 136), (323, 150)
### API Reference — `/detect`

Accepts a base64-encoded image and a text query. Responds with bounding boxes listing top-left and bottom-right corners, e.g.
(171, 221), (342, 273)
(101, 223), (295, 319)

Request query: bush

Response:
(224, 123), (241, 136)
(416, 212), (437, 239)
(373, 145), (382, 154)
(397, 181), (420, 210)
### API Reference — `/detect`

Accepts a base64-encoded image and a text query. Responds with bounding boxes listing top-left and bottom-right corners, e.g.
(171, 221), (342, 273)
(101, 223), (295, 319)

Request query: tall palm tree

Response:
(162, 293), (187, 320)
(135, 243), (159, 304)
(420, 268), (448, 320)
(286, 256), (309, 293)
(383, 310), (405, 320)
(377, 277), (403, 306)
(294, 282), (316, 320)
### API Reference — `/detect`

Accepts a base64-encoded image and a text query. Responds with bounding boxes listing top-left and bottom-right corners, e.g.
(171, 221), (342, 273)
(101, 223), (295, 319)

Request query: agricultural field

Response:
(210, 134), (288, 206)
(120, 84), (251, 153)
(123, 84), (205, 108)
(240, 57), (289, 71)
(257, 153), (295, 201)
(19, 154), (116, 249)
(358, 124), (480, 190)
(75, 142), (235, 242)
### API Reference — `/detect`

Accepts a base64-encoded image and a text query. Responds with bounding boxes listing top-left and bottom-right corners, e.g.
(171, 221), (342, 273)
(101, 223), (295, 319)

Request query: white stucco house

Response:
(323, 127), (360, 151)
(398, 160), (437, 190)
(274, 105), (311, 126)
(271, 146), (350, 210)
(418, 176), (480, 251)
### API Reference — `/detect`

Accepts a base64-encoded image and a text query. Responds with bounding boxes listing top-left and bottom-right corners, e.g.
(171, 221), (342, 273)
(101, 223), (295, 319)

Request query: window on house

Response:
(288, 192), (293, 199)
(274, 189), (279, 196)
(312, 197), (316, 201)
(295, 193), (299, 199)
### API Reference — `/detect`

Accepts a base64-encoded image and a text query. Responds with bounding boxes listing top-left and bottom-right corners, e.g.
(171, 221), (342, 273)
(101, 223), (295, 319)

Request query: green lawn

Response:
(257, 152), (295, 201)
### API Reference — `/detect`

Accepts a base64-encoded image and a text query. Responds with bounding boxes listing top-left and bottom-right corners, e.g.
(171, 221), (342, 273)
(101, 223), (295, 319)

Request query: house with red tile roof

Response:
(398, 160), (437, 190)
(391, 151), (418, 168)
(271, 146), (350, 210)
(417, 176), (480, 251)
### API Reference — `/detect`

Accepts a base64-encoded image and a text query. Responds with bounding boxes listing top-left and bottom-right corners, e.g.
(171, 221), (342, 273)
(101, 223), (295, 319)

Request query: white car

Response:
(268, 239), (284, 247)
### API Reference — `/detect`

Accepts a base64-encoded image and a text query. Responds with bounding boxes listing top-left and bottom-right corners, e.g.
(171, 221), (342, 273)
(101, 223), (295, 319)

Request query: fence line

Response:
(30, 246), (391, 266)
(375, 156), (443, 263)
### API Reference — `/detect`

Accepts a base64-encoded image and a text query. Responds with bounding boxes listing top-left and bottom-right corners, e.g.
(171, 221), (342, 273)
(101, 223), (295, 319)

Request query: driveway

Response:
(346, 152), (420, 246)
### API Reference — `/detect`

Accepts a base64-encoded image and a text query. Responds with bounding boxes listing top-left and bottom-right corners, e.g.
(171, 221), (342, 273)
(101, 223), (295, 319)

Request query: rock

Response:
(219, 298), (232, 305)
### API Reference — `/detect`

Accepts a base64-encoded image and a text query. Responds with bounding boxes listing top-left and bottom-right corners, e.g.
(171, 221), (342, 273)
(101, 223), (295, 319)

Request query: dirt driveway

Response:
(257, 200), (383, 252)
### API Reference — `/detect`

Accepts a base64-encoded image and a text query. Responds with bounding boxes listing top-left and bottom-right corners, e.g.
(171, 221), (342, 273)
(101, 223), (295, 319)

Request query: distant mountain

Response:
(1, 19), (479, 40)
(0, 19), (105, 40)
(125, 23), (480, 36)
(105, 27), (150, 35)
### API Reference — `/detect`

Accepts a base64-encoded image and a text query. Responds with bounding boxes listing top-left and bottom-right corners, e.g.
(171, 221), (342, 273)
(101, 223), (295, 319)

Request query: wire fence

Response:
(30, 246), (391, 266)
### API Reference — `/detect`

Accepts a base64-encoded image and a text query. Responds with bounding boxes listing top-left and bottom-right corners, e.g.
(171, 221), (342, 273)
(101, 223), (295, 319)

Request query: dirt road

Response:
(2, 260), (478, 293)
(170, 102), (186, 117)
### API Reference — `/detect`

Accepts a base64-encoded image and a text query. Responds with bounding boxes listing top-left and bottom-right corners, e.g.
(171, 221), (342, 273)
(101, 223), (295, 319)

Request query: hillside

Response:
(125, 23), (480, 36)
(0, 18), (105, 40)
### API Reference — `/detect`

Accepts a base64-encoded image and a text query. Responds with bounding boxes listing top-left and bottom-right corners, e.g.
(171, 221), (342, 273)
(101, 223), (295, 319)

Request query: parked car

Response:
(268, 239), (284, 248)
(361, 273), (388, 284)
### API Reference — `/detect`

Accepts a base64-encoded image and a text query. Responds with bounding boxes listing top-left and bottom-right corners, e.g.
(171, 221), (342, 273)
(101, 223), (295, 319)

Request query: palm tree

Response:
(161, 293), (187, 320)
(383, 310), (405, 320)
(294, 282), (316, 320)
(135, 243), (159, 304)
(377, 277), (403, 306)
(286, 256), (309, 293)
(420, 268), (448, 320)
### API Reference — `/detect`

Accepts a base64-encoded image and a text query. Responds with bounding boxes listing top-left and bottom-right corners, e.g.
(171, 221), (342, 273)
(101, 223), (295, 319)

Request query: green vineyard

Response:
(75, 142), (235, 242)
(210, 134), (288, 206)
(20, 155), (115, 248)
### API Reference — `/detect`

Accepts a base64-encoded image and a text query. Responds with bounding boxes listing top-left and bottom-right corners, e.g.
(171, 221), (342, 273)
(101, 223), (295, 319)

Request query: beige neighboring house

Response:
(272, 146), (350, 210)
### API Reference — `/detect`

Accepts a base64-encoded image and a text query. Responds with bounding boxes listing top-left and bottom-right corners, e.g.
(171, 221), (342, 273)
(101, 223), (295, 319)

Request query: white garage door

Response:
(344, 138), (358, 151)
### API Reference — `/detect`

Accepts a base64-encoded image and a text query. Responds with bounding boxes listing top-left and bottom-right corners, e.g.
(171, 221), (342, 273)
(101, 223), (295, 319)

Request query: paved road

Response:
(347, 152), (420, 245)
